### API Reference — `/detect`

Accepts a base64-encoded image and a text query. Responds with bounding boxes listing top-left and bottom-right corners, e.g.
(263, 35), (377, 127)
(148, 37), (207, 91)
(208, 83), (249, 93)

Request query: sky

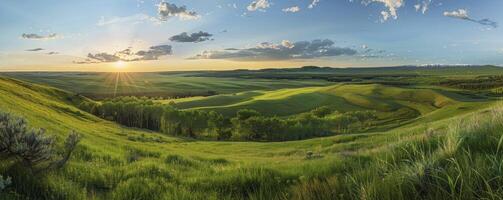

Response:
(0, 0), (502, 72)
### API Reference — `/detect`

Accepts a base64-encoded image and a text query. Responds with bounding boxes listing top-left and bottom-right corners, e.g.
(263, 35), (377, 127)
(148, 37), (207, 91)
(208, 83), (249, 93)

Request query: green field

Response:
(2, 67), (503, 199)
(3, 72), (332, 99)
(168, 84), (456, 116)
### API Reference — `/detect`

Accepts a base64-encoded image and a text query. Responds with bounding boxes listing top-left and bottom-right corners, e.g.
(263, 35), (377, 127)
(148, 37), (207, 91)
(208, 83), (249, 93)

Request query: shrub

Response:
(0, 111), (81, 172)
(0, 175), (12, 191)
(0, 112), (54, 167)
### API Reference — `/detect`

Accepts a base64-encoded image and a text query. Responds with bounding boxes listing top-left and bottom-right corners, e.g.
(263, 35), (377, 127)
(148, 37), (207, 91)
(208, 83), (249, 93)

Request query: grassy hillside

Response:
(1, 76), (502, 199)
(165, 84), (484, 134)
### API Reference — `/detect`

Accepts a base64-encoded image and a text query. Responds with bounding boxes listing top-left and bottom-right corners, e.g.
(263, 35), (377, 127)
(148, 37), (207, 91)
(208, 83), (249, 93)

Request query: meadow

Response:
(1, 66), (503, 199)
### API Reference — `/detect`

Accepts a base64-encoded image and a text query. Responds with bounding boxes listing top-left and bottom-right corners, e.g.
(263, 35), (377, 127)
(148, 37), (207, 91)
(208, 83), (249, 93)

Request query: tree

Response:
(311, 106), (335, 117)
(236, 109), (260, 121)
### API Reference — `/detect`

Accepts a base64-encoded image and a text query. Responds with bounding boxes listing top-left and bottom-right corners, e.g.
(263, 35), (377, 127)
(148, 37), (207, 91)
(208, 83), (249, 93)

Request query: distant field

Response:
(4, 65), (503, 100)
(2, 72), (332, 99)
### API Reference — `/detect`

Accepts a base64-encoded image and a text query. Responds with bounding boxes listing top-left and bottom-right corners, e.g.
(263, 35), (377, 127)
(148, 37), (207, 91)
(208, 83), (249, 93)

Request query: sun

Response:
(114, 60), (127, 70)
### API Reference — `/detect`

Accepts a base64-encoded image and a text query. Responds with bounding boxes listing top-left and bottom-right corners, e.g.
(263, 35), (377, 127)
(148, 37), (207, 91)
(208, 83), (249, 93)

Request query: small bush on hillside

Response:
(0, 175), (12, 191)
(0, 111), (81, 172)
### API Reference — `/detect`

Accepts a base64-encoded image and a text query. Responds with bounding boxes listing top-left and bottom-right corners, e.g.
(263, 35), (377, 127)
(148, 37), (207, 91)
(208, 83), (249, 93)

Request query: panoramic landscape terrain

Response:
(2, 0), (503, 200)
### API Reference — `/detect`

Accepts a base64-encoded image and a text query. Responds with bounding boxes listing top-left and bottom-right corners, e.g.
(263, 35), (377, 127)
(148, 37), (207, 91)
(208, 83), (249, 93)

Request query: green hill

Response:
(166, 84), (473, 133)
(1, 77), (501, 199)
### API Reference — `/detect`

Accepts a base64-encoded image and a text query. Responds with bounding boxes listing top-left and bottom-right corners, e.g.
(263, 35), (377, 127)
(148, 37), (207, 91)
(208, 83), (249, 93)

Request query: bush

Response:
(0, 112), (54, 167)
(0, 111), (81, 171)
(0, 175), (11, 191)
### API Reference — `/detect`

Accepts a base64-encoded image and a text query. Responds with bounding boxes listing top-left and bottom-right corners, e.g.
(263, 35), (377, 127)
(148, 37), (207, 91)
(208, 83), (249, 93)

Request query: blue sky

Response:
(0, 0), (502, 71)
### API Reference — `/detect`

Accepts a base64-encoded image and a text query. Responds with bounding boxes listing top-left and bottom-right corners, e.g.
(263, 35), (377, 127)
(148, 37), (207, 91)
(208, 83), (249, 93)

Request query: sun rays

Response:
(103, 72), (138, 97)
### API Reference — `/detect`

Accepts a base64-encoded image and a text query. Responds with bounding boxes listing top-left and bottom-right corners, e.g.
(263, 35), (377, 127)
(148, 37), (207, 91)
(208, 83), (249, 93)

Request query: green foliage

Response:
(0, 112), (55, 167)
(231, 109), (377, 141)
(236, 109), (261, 120)
(0, 112), (81, 172)
(311, 106), (336, 117)
(93, 95), (378, 141)
(0, 175), (11, 191)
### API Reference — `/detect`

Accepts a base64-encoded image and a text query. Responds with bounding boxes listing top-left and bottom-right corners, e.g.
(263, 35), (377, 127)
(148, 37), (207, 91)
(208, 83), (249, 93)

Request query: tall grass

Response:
(290, 107), (503, 200)
(4, 107), (503, 199)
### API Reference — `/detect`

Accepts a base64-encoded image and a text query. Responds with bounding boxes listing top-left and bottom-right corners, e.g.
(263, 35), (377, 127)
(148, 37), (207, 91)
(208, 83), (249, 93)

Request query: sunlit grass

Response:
(1, 77), (503, 199)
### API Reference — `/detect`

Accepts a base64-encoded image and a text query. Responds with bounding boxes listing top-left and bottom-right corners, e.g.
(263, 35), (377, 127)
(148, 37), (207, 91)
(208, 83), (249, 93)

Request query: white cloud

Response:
(282, 6), (300, 13)
(444, 9), (498, 28)
(247, 0), (270, 11)
(444, 9), (469, 19)
(380, 11), (390, 22)
(414, 0), (431, 14)
(97, 14), (160, 26)
(363, 0), (404, 21)
(281, 40), (295, 48)
(158, 2), (200, 20)
(308, 0), (320, 9)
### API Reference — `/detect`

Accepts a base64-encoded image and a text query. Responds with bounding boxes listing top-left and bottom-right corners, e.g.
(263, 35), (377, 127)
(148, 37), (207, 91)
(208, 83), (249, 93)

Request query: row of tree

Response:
(79, 97), (164, 131)
(230, 108), (377, 141)
(80, 97), (378, 141)
(440, 76), (503, 90)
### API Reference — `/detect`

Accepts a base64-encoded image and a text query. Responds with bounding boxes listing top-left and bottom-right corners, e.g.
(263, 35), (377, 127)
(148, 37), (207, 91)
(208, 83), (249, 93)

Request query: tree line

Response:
(440, 76), (503, 90)
(80, 97), (377, 141)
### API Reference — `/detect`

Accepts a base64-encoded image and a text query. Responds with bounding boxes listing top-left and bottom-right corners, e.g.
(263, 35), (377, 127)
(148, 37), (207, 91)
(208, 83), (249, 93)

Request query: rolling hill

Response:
(0, 76), (501, 199)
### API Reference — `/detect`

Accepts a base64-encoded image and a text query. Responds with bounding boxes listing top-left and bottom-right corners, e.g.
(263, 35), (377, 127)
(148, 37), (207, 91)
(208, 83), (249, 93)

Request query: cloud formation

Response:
(414, 0), (430, 14)
(247, 0), (270, 11)
(308, 0), (320, 9)
(282, 6), (300, 13)
(190, 39), (357, 61)
(21, 33), (58, 40)
(97, 14), (159, 26)
(169, 31), (213, 43)
(135, 45), (173, 60)
(444, 9), (498, 28)
(81, 45), (172, 63)
(158, 2), (200, 20)
(25, 48), (44, 51)
(362, 0), (403, 21)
